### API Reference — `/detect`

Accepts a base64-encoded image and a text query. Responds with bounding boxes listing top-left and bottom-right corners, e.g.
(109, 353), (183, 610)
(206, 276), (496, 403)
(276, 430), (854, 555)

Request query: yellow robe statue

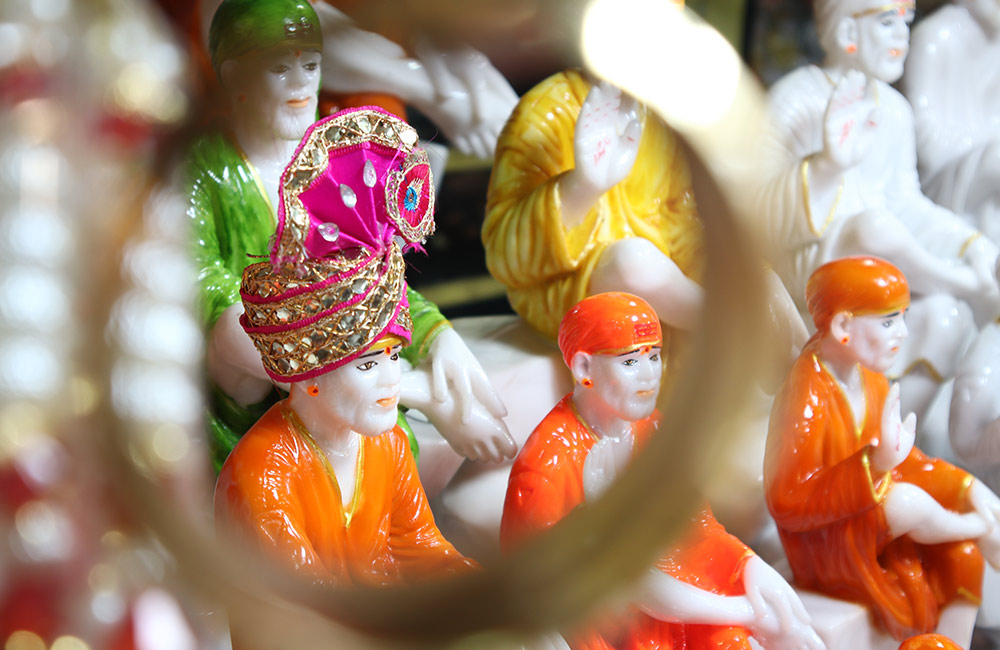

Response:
(483, 69), (704, 338)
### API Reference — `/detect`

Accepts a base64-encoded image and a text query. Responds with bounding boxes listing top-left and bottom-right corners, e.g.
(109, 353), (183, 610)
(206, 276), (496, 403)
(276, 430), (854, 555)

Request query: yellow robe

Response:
(483, 69), (703, 338)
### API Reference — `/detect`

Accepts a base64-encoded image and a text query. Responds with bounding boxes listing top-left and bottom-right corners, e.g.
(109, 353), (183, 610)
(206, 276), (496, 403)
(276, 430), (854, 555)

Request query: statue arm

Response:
(950, 329), (1000, 465)
(765, 375), (892, 532)
(399, 286), (449, 366)
(756, 69), (841, 254)
(388, 428), (478, 577)
(188, 173), (243, 330)
(893, 446), (974, 511)
(500, 468), (571, 551)
(483, 76), (605, 291)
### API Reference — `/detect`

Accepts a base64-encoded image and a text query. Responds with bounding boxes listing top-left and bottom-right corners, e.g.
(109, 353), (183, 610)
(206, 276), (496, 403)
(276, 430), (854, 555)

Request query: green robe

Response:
(186, 131), (444, 470)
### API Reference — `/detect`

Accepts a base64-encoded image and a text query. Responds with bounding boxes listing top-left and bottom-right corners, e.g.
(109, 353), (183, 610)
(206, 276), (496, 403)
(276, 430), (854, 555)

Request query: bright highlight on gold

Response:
(582, 0), (741, 129)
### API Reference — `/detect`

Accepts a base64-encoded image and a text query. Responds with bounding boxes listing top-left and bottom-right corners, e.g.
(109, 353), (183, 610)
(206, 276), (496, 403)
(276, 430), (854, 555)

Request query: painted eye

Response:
(357, 361), (377, 371)
(270, 64), (290, 74)
(303, 62), (318, 71)
(882, 320), (893, 328)
(650, 353), (660, 362)
(623, 358), (637, 366)
(390, 352), (399, 361)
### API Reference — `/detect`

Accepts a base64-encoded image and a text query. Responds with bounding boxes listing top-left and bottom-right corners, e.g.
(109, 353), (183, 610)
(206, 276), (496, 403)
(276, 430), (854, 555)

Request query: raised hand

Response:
(820, 70), (879, 172)
(412, 39), (519, 159)
(573, 81), (643, 195)
(872, 382), (916, 473)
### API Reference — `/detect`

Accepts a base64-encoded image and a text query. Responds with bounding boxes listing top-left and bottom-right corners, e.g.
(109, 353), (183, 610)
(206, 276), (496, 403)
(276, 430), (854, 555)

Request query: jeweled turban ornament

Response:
(239, 107), (436, 382)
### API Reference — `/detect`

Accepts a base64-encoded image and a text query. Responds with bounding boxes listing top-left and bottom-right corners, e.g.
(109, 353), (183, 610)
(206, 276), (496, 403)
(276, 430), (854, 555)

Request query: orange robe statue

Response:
(216, 401), (476, 585)
(502, 395), (754, 650)
(765, 343), (983, 640)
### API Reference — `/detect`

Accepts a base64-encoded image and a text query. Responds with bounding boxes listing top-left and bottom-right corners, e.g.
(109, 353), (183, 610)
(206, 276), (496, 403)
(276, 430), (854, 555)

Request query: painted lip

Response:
(376, 395), (399, 408)
(286, 98), (311, 109)
(888, 47), (907, 58)
(636, 389), (656, 397)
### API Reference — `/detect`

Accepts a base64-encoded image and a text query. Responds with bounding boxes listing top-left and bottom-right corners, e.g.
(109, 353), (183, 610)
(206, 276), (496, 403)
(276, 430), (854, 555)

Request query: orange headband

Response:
(806, 256), (909, 333)
(558, 292), (662, 368)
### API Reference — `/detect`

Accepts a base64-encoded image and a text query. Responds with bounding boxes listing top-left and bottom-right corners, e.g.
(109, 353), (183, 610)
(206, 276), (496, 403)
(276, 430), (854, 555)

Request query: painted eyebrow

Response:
(359, 344), (402, 359)
(616, 346), (663, 357)
(882, 312), (901, 319)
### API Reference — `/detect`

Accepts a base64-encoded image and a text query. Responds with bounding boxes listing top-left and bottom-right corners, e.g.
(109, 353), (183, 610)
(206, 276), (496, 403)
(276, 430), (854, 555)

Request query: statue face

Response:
(310, 344), (402, 438)
(587, 346), (662, 423)
(227, 46), (321, 142)
(843, 311), (907, 373)
(853, 7), (914, 83)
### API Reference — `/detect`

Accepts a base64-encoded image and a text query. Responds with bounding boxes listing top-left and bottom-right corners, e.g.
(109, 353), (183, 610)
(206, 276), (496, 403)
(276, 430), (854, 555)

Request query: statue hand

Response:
(872, 382), (915, 473)
(428, 328), (507, 420)
(742, 556), (825, 650)
(413, 39), (518, 159)
(572, 81), (643, 196)
(582, 434), (632, 503)
(963, 235), (1000, 298)
(820, 71), (879, 172)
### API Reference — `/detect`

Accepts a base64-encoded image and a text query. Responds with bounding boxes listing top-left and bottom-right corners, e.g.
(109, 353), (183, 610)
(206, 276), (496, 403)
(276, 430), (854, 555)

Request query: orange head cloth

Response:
(897, 634), (962, 650)
(558, 292), (662, 369)
(805, 256), (910, 334)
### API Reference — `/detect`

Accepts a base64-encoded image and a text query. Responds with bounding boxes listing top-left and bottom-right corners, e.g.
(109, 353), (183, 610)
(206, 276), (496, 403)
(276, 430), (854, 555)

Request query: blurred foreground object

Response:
(0, 0), (211, 648)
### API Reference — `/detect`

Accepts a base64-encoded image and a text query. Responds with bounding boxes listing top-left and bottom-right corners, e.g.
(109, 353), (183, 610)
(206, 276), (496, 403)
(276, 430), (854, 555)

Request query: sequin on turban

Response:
(558, 292), (662, 369)
(208, 0), (322, 72)
(240, 107), (436, 383)
(805, 256), (910, 334)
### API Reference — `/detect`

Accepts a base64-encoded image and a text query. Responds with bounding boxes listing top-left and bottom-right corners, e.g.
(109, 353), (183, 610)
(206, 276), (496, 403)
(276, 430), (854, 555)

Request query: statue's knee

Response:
(596, 237), (668, 289)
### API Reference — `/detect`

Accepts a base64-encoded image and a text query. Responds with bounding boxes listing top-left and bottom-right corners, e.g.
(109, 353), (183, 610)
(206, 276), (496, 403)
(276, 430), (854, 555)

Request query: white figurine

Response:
(950, 259), (1000, 490)
(903, 0), (1000, 243)
(756, 0), (1000, 426)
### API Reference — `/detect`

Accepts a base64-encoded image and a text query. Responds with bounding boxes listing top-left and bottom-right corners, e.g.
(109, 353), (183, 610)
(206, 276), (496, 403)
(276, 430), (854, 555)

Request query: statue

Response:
(756, 0), (1000, 425)
(214, 108), (478, 592)
(501, 292), (823, 650)
(191, 0), (518, 160)
(483, 71), (705, 340)
(950, 260), (1000, 492)
(765, 256), (1000, 643)
(903, 0), (1000, 244)
(186, 0), (513, 469)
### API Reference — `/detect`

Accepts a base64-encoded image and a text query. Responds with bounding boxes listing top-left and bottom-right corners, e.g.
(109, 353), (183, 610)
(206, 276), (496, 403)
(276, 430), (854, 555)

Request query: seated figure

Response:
(484, 69), (808, 378)
(765, 256), (1000, 643)
(187, 0), (513, 470)
(214, 109), (476, 590)
(756, 0), (1000, 424)
(483, 70), (706, 341)
(903, 0), (1000, 243)
(502, 292), (822, 650)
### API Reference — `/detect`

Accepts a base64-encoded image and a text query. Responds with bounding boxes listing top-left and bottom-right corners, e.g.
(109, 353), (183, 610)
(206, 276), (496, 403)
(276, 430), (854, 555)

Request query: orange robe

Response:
(215, 400), (475, 586)
(765, 343), (983, 640)
(502, 395), (753, 650)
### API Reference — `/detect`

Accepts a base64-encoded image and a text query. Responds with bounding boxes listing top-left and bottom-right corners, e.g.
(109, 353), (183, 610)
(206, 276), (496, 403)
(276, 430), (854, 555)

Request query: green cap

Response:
(209, 0), (322, 72)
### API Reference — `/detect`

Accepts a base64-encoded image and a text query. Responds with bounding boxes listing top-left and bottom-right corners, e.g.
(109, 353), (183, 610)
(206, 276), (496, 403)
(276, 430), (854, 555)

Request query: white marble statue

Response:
(903, 0), (1000, 243)
(756, 0), (1000, 425)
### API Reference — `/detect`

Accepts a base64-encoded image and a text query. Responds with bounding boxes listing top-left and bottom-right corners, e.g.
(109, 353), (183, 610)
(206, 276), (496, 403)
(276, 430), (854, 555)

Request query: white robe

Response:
(903, 4), (1000, 242)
